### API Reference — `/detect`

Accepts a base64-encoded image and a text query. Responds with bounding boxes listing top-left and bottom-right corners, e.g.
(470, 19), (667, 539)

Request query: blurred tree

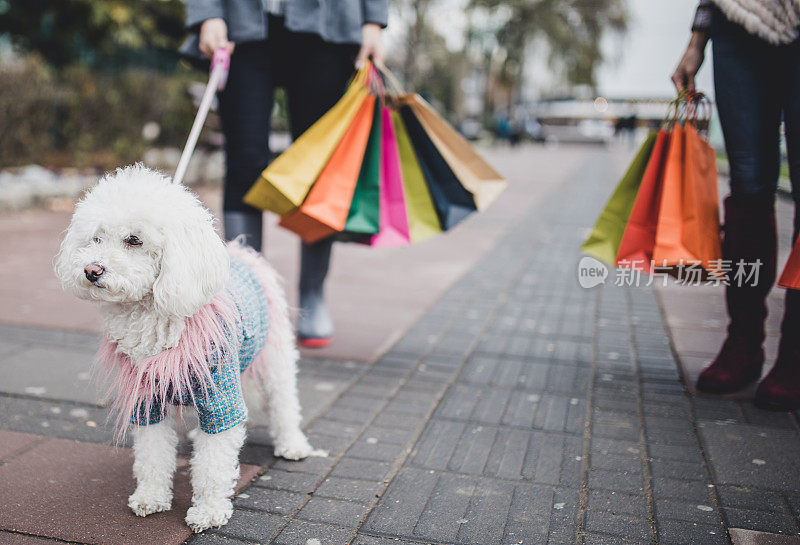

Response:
(0, 0), (185, 69)
(469, 0), (628, 114)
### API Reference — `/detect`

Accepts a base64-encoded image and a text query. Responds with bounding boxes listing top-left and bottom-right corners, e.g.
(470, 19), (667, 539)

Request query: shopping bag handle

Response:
(173, 47), (231, 185)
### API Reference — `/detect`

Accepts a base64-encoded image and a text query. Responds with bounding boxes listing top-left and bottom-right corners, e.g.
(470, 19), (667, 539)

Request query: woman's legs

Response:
(755, 38), (800, 410)
(218, 41), (275, 252)
(697, 12), (782, 393)
(284, 31), (359, 344)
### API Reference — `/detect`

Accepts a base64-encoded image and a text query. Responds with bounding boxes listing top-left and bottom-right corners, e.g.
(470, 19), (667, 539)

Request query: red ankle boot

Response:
(755, 291), (800, 410)
(696, 194), (776, 394)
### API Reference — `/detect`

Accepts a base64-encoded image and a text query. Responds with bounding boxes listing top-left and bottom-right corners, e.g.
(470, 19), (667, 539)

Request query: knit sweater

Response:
(693, 0), (800, 45)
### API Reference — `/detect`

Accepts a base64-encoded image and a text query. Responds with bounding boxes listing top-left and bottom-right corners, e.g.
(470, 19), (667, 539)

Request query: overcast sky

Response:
(388, 0), (715, 101)
(596, 0), (714, 99)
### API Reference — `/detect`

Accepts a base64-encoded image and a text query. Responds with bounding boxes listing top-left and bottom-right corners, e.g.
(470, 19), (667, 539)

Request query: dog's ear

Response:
(152, 213), (229, 318)
(54, 206), (88, 289)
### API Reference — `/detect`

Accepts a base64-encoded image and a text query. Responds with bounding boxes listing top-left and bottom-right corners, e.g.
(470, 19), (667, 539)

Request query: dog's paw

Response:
(185, 500), (233, 533)
(128, 490), (172, 517)
(274, 434), (328, 460)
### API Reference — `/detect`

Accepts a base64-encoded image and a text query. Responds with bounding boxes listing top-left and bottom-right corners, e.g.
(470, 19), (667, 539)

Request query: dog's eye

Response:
(92, 236), (101, 244)
(124, 235), (143, 247)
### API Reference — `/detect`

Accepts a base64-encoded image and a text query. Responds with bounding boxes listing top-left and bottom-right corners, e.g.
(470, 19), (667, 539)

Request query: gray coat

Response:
(181, 0), (389, 58)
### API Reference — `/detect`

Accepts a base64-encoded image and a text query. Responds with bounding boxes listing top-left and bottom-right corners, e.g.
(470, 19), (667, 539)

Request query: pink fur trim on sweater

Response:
(96, 292), (239, 439)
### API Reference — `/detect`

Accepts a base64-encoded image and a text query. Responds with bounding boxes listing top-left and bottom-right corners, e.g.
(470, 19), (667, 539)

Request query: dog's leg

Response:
(128, 419), (178, 516)
(261, 354), (327, 460)
(246, 255), (326, 460)
(185, 424), (245, 532)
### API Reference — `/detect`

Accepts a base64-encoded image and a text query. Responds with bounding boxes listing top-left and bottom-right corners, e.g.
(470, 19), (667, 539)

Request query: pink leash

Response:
(173, 47), (231, 185)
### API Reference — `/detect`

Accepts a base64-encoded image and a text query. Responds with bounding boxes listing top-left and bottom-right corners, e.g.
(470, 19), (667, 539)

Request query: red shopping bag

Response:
(779, 242), (800, 289)
(616, 129), (670, 272)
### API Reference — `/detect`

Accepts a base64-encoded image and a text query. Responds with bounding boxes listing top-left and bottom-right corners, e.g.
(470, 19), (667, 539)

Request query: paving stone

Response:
(587, 469), (645, 495)
(0, 344), (101, 404)
(728, 528), (800, 545)
(723, 506), (800, 535)
(785, 492), (800, 520)
(0, 430), (44, 461)
(240, 443), (276, 466)
(363, 468), (438, 535)
(371, 412), (426, 430)
(347, 439), (409, 462)
(0, 435), (259, 545)
(253, 469), (324, 494)
(590, 437), (641, 457)
(591, 395), (638, 414)
(308, 419), (363, 440)
(582, 534), (644, 545)
(324, 405), (377, 425)
(330, 458), (392, 481)
(647, 443), (704, 463)
(586, 490), (648, 518)
(651, 477), (713, 503)
(644, 426), (697, 446)
(233, 487), (306, 515)
(716, 485), (787, 513)
(656, 519), (728, 544)
(698, 423), (800, 490)
(189, 534), (251, 545)
(654, 498), (720, 525)
(273, 519), (355, 545)
(739, 404), (798, 429)
(590, 452), (643, 474)
(314, 477), (383, 503)
(360, 425), (419, 446)
(211, 510), (283, 543)
(584, 510), (650, 542)
(648, 459), (706, 481)
(351, 536), (419, 545)
(411, 473), (477, 542)
(296, 497), (370, 527)
(271, 453), (338, 475)
(456, 479), (516, 545)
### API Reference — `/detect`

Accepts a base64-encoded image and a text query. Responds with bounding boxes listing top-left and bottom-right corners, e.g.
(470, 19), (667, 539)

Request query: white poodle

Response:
(55, 165), (325, 532)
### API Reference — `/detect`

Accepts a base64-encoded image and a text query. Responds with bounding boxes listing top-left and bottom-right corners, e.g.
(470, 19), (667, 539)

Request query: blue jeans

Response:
(712, 10), (800, 206)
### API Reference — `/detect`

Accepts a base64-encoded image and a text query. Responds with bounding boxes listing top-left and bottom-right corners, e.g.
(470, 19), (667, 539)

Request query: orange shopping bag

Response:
(779, 239), (800, 288)
(616, 129), (670, 271)
(652, 123), (722, 274)
(681, 123), (722, 271)
(278, 95), (376, 243)
(244, 66), (371, 215)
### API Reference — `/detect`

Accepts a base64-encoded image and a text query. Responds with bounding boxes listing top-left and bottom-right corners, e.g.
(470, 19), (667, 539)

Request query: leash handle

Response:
(173, 47), (230, 185)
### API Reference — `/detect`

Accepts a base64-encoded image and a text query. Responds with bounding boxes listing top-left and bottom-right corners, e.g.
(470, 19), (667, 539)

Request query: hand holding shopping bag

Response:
(585, 92), (722, 277)
(653, 95), (722, 275)
(245, 62), (506, 245)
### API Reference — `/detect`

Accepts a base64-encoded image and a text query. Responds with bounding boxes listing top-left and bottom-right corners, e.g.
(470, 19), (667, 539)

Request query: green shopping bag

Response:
(344, 99), (382, 234)
(581, 132), (657, 264)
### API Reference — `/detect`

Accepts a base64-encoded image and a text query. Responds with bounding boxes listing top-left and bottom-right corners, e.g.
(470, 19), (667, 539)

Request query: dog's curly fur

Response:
(55, 165), (325, 532)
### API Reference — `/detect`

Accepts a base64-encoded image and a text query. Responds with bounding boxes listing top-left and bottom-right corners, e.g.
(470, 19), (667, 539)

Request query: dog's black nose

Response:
(84, 264), (105, 283)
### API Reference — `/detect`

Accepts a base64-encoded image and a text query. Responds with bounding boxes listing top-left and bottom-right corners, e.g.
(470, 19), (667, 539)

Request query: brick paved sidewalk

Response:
(2, 146), (799, 545)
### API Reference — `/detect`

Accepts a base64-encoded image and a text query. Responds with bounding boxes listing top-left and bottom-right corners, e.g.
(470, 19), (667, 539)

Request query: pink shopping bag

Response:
(371, 106), (411, 247)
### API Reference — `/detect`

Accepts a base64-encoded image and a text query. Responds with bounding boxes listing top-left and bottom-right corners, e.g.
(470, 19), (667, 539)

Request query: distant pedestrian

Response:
(671, 0), (800, 409)
(182, 0), (388, 347)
